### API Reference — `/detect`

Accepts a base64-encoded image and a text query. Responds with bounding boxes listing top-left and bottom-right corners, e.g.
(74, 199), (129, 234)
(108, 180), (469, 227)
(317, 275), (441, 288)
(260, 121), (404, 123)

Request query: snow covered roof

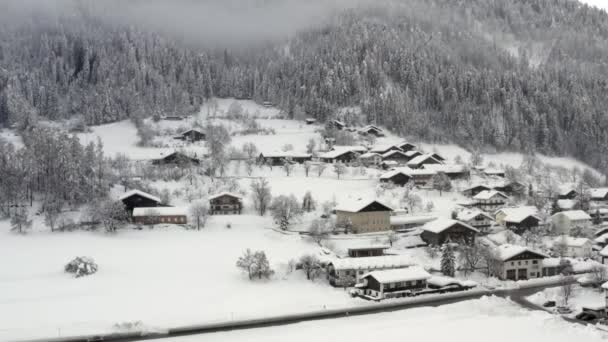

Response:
(260, 151), (312, 158)
(552, 210), (591, 221)
(423, 164), (467, 174)
(594, 233), (608, 245)
(496, 206), (539, 223)
(421, 218), (479, 234)
(370, 144), (400, 154)
(320, 146), (366, 159)
(407, 154), (441, 166)
(483, 168), (505, 175)
(600, 245), (608, 257)
(359, 152), (382, 159)
(363, 266), (430, 283)
(332, 145), (368, 153)
(404, 150), (421, 157)
(209, 192), (242, 200)
(132, 206), (187, 217)
(553, 235), (591, 248)
(347, 244), (390, 251)
(558, 185), (577, 196)
(360, 125), (383, 133)
(379, 168), (411, 180)
(602, 281), (608, 290)
(382, 150), (409, 158)
(390, 214), (437, 226)
(463, 184), (491, 192)
(494, 244), (548, 261)
(473, 190), (508, 201)
(427, 276), (477, 288)
(590, 188), (608, 199)
(456, 209), (494, 222)
(180, 128), (204, 135)
(335, 198), (393, 213)
(329, 255), (414, 271)
(556, 199), (577, 210)
(119, 190), (161, 203)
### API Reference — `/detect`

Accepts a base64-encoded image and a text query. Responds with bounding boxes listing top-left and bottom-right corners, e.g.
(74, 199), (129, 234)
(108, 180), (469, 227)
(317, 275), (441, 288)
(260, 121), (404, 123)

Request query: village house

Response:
(403, 150), (423, 161)
(152, 151), (200, 166)
(423, 164), (470, 180)
(328, 119), (346, 130)
(556, 199), (577, 211)
(473, 190), (509, 211)
(369, 144), (403, 155)
(552, 236), (593, 258)
(492, 181), (525, 196)
(395, 142), (417, 152)
(462, 185), (492, 197)
(406, 168), (437, 187)
(590, 188), (608, 202)
(420, 218), (478, 245)
(358, 152), (383, 167)
(406, 154), (443, 169)
(347, 245), (389, 258)
(390, 214), (437, 231)
(132, 207), (188, 225)
(495, 206), (541, 234)
(335, 199), (393, 234)
(551, 210), (592, 234)
(177, 129), (205, 142)
(379, 169), (412, 187)
(355, 266), (431, 300)
(119, 190), (162, 216)
(483, 168), (505, 178)
(381, 150), (412, 165)
(493, 244), (548, 281)
(258, 151), (312, 166)
(209, 192), (243, 215)
(319, 148), (361, 164)
(326, 255), (413, 287)
(358, 125), (385, 137)
(558, 187), (578, 200)
(305, 118), (316, 125)
(430, 153), (446, 162)
(380, 160), (399, 170)
(590, 208), (608, 223)
(455, 209), (495, 233)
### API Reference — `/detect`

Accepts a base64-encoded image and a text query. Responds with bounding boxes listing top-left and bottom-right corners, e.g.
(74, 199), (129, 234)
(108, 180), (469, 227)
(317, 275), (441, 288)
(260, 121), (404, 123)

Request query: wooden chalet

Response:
(557, 188), (578, 200)
(456, 210), (495, 233)
(420, 218), (478, 245)
(258, 152), (312, 166)
(379, 169), (412, 187)
(347, 245), (389, 258)
(423, 164), (470, 180)
(590, 188), (608, 202)
(369, 144), (402, 155)
(403, 150), (423, 161)
(335, 199), (393, 234)
(209, 192), (243, 215)
(473, 190), (508, 211)
(153, 151), (200, 166)
(358, 125), (384, 137)
(132, 207), (187, 225)
(495, 207), (541, 235)
(430, 153), (446, 162)
(328, 119), (346, 130)
(319, 148), (362, 164)
(395, 142), (417, 152)
(119, 190), (163, 217)
(462, 185), (492, 197)
(493, 181), (525, 196)
(177, 129), (206, 142)
(483, 168), (505, 178)
(355, 266), (431, 300)
(406, 154), (442, 169)
(407, 169), (437, 187)
(381, 150), (411, 165)
(359, 152), (383, 167)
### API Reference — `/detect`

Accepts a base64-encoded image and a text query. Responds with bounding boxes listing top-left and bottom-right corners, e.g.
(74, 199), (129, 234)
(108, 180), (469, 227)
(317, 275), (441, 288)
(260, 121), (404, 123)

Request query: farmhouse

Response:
(379, 169), (412, 187)
(590, 188), (608, 202)
(347, 245), (389, 258)
(177, 129), (205, 142)
(473, 190), (508, 211)
(551, 210), (592, 234)
(493, 181), (525, 196)
(328, 119), (346, 130)
(326, 255), (414, 287)
(495, 206), (541, 234)
(320, 147), (364, 163)
(423, 164), (470, 180)
(209, 192), (243, 215)
(462, 185), (492, 197)
(152, 151), (200, 166)
(394, 142), (417, 152)
(358, 125), (384, 137)
(335, 198), (393, 234)
(390, 214), (437, 231)
(552, 236), (593, 258)
(493, 244), (548, 281)
(258, 151), (312, 166)
(358, 152), (383, 167)
(406, 168), (437, 187)
(119, 190), (162, 215)
(407, 154), (442, 169)
(369, 144), (403, 155)
(456, 209), (495, 233)
(381, 150), (411, 164)
(355, 266), (431, 300)
(404, 150), (423, 160)
(556, 199), (577, 211)
(420, 218), (478, 245)
(558, 187), (578, 200)
(132, 207), (188, 225)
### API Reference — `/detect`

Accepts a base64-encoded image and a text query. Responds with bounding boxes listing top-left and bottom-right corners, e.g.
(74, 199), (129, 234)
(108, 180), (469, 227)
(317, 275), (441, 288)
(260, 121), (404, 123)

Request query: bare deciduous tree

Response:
(250, 178), (272, 216)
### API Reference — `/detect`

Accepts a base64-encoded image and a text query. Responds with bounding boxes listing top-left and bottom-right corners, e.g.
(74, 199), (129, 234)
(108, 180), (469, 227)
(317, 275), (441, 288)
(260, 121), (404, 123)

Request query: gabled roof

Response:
(601, 245), (608, 257)
(423, 164), (468, 174)
(335, 198), (393, 213)
(494, 244), (548, 261)
(552, 210), (591, 221)
(421, 218), (479, 234)
(473, 190), (508, 201)
(495, 206), (539, 223)
(404, 150), (422, 157)
(319, 148), (361, 159)
(260, 151), (312, 158)
(463, 184), (491, 192)
(396, 141), (417, 149)
(209, 192), (242, 200)
(329, 255), (413, 271)
(407, 154), (441, 166)
(180, 128), (205, 135)
(360, 125), (383, 133)
(553, 235), (591, 248)
(590, 188), (608, 199)
(558, 185), (577, 196)
(556, 199), (577, 210)
(132, 206), (187, 217)
(456, 209), (494, 222)
(382, 150), (410, 159)
(483, 168), (505, 175)
(359, 152), (382, 159)
(369, 144), (401, 154)
(362, 266), (430, 283)
(379, 169), (411, 180)
(119, 190), (161, 203)
(390, 214), (437, 226)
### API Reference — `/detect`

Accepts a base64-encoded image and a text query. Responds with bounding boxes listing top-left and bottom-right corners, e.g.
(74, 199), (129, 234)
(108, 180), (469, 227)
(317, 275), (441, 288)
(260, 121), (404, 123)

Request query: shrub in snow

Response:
(65, 257), (98, 278)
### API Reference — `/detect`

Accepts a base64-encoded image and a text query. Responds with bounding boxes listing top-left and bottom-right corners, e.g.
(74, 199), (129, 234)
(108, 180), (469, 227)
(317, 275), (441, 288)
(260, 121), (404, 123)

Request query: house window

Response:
(532, 260), (538, 264)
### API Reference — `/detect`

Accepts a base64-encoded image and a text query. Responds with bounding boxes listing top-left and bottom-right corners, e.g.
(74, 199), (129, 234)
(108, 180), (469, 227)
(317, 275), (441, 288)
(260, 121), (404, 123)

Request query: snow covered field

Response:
(164, 296), (608, 342)
(0, 217), (365, 341)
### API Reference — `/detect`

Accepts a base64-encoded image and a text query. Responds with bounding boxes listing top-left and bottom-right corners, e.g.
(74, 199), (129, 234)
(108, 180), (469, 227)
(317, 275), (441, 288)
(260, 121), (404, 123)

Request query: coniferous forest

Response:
(1, 0), (608, 173)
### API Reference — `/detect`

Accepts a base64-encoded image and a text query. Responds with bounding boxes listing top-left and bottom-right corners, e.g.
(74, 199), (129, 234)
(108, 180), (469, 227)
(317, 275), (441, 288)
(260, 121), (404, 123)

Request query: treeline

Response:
(1, 0), (608, 173)
(0, 127), (107, 217)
